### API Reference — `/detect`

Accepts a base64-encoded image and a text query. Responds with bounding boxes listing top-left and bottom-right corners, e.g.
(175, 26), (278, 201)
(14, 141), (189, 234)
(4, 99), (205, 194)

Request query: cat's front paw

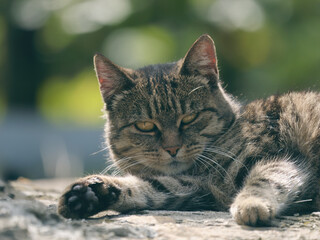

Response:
(58, 175), (121, 219)
(230, 197), (275, 226)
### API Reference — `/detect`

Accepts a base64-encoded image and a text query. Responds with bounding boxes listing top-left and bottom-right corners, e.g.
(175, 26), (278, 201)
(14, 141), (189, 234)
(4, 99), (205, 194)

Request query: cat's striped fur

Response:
(58, 35), (320, 226)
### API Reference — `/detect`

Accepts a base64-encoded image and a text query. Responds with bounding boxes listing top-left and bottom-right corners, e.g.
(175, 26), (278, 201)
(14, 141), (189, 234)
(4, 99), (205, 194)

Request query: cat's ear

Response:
(94, 53), (135, 103)
(180, 34), (219, 78)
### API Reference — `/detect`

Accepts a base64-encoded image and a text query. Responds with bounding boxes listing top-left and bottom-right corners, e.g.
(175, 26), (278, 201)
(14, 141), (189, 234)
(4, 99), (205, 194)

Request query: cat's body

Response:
(58, 35), (320, 226)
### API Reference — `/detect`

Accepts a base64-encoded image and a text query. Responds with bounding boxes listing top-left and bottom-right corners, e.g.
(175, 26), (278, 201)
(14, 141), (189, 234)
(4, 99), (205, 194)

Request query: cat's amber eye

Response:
(181, 113), (198, 125)
(135, 121), (156, 132)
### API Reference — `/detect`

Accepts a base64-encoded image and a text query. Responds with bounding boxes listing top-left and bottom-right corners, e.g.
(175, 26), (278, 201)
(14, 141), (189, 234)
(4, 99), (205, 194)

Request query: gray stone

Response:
(0, 180), (5, 192)
(1, 178), (320, 240)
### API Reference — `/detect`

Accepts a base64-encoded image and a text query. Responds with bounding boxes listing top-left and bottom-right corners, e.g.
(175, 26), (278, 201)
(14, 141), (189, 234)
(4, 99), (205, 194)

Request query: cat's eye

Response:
(135, 121), (156, 132)
(181, 113), (198, 125)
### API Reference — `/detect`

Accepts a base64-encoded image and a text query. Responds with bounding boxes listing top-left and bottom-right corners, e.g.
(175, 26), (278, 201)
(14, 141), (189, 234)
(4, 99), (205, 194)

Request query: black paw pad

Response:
(107, 185), (121, 201)
(66, 184), (100, 219)
(72, 184), (86, 192)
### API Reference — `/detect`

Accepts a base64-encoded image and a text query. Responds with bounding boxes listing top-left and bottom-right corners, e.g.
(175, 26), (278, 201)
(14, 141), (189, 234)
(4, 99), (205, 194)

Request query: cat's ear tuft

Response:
(94, 53), (134, 103)
(180, 34), (219, 78)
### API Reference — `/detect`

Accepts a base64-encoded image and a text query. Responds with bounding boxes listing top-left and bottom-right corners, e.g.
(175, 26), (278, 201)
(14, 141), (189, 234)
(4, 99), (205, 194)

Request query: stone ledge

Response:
(1, 178), (320, 240)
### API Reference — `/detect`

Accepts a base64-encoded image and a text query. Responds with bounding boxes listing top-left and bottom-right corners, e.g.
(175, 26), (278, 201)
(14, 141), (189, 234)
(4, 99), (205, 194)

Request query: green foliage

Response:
(38, 70), (103, 126)
(1, 0), (320, 126)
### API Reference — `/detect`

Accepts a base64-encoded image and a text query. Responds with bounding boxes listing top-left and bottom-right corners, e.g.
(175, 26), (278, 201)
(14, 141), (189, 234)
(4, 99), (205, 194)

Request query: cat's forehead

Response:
(109, 63), (212, 125)
(134, 62), (208, 92)
(136, 62), (179, 78)
(134, 76), (210, 118)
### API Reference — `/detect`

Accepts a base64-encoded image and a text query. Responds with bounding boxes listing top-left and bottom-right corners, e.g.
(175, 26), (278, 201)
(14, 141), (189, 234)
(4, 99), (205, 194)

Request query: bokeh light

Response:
(11, 0), (50, 30)
(60, 0), (131, 34)
(38, 70), (104, 126)
(102, 27), (175, 67)
(207, 0), (265, 32)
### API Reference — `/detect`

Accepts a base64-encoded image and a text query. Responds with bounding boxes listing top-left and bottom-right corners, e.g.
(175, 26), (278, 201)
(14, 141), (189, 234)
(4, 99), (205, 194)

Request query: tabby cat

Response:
(58, 34), (320, 226)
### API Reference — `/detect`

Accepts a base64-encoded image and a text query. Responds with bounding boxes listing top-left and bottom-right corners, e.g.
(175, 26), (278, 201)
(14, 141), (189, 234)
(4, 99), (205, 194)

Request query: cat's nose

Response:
(164, 146), (180, 157)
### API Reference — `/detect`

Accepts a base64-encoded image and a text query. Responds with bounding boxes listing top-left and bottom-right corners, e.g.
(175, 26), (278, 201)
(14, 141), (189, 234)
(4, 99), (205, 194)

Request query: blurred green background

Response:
(0, 0), (319, 180)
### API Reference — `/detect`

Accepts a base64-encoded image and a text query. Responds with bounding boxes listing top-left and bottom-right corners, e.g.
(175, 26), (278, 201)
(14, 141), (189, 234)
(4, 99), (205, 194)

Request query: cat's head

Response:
(94, 34), (239, 176)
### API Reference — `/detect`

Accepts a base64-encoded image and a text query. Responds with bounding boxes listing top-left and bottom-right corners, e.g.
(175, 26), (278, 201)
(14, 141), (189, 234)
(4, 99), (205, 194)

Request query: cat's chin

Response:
(158, 160), (193, 175)
(134, 159), (193, 176)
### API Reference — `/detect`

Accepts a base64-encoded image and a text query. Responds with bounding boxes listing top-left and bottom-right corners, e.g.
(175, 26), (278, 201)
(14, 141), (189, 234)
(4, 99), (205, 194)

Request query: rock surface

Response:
(1, 178), (320, 240)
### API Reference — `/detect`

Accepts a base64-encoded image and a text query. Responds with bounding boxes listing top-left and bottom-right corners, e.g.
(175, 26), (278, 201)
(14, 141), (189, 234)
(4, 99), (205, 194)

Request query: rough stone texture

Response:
(1, 178), (320, 240)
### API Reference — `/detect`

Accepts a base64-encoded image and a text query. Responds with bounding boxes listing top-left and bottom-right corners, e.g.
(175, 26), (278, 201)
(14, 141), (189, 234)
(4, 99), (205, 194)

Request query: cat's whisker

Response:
(188, 85), (205, 95)
(100, 156), (134, 175)
(197, 154), (226, 179)
(192, 161), (201, 172)
(90, 145), (110, 156)
(115, 154), (153, 174)
(139, 164), (154, 176)
(110, 159), (137, 176)
(293, 199), (313, 204)
(195, 155), (211, 173)
(118, 160), (142, 173)
(197, 191), (213, 200)
(203, 146), (249, 172)
(202, 145), (237, 160)
(111, 170), (122, 177)
(198, 154), (237, 191)
(100, 163), (120, 175)
(207, 145), (237, 158)
(100, 164), (114, 175)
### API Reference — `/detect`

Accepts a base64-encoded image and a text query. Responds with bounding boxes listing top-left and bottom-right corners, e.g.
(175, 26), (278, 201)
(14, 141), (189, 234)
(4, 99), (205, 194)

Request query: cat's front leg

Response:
(230, 191), (276, 226)
(58, 174), (153, 219)
(58, 174), (220, 219)
(58, 175), (118, 219)
(230, 160), (314, 226)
